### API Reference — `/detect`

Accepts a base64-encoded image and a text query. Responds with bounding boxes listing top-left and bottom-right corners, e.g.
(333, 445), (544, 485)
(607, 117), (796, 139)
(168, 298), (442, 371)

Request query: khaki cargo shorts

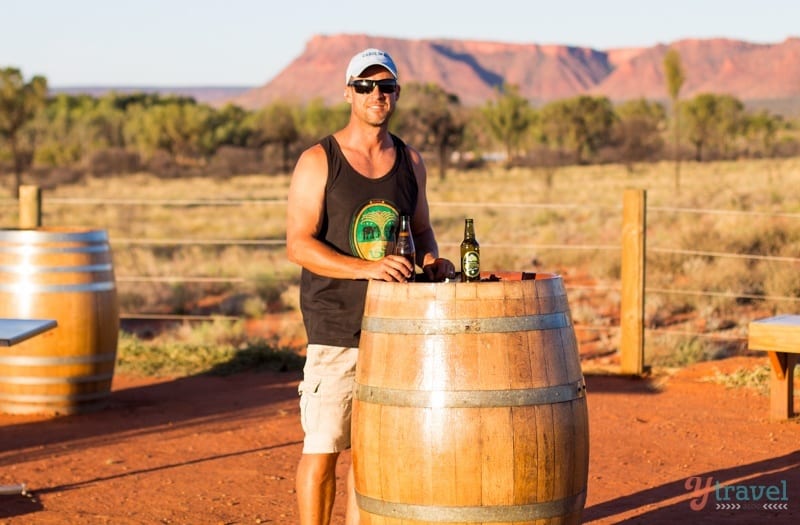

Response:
(298, 344), (358, 454)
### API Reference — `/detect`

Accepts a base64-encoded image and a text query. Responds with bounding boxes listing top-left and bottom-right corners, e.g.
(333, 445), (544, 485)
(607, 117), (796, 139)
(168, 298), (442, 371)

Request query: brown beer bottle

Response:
(460, 218), (480, 282)
(394, 214), (416, 282)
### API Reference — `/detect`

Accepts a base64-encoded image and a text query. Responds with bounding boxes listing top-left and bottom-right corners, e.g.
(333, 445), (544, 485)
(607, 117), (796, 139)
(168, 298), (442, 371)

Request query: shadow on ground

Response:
(584, 450), (800, 524)
(0, 368), (301, 468)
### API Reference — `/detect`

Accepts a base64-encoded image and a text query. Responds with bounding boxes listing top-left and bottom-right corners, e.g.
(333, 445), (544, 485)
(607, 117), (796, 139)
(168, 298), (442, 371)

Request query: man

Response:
(286, 48), (454, 524)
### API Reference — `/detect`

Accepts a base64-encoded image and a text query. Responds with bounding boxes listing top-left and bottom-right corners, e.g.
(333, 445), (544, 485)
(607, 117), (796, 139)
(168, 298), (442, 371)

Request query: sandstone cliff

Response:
(229, 34), (800, 109)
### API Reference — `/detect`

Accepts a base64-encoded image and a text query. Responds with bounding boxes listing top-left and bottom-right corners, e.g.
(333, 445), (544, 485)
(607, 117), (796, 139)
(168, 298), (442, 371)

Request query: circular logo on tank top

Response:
(350, 200), (399, 260)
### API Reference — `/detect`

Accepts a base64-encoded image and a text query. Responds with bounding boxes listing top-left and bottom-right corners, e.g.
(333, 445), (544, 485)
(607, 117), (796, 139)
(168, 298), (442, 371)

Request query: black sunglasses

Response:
(348, 78), (398, 95)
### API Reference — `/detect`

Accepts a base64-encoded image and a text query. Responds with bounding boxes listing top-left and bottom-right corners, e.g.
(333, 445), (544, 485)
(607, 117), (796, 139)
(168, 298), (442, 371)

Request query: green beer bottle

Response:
(460, 218), (480, 282)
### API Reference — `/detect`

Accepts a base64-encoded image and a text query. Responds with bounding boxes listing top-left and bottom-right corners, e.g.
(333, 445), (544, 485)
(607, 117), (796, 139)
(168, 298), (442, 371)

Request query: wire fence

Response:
(5, 194), (800, 352)
(131, 201), (795, 299)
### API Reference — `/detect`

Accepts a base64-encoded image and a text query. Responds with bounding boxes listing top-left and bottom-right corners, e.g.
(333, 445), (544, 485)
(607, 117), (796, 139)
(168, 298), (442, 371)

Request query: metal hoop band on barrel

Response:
(0, 391), (112, 404)
(0, 263), (113, 273)
(0, 372), (115, 385)
(0, 230), (110, 243)
(355, 379), (586, 408)
(0, 244), (110, 255)
(0, 281), (115, 293)
(355, 491), (586, 522)
(0, 352), (117, 366)
(361, 311), (570, 335)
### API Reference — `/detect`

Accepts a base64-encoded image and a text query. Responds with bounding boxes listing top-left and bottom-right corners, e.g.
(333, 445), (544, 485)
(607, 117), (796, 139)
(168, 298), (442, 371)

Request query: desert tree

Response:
(120, 98), (215, 168)
(682, 94), (717, 161)
(663, 48), (686, 190)
(206, 103), (252, 149)
(682, 93), (744, 161)
(158, 102), (215, 160)
(295, 98), (349, 146)
(35, 94), (93, 166)
(743, 110), (782, 158)
(613, 98), (666, 171)
(247, 102), (299, 173)
(481, 84), (533, 165)
(539, 95), (616, 164)
(537, 100), (571, 163)
(743, 110), (785, 181)
(570, 95), (617, 162)
(0, 67), (48, 196)
(713, 94), (745, 159)
(393, 82), (465, 180)
(35, 94), (128, 168)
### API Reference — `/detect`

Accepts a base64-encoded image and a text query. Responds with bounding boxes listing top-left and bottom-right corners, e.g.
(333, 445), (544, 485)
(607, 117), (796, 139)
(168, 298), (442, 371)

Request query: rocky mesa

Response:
(229, 33), (800, 110)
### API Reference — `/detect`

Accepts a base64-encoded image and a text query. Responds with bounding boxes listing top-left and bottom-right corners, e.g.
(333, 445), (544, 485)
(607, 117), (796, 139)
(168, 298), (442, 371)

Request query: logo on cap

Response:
(345, 48), (398, 84)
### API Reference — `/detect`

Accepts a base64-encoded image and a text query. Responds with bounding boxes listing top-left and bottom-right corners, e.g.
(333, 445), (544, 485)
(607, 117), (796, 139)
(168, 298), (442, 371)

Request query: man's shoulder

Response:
(300, 139), (329, 160)
(293, 140), (330, 178)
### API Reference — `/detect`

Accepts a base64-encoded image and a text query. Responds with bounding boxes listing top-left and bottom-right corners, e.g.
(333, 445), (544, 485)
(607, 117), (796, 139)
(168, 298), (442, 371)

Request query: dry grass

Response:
(3, 157), (800, 369)
(116, 322), (305, 377)
(702, 364), (773, 395)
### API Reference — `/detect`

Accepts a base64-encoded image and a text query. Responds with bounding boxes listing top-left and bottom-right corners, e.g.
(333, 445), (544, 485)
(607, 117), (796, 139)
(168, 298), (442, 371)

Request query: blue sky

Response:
(2, 0), (798, 87)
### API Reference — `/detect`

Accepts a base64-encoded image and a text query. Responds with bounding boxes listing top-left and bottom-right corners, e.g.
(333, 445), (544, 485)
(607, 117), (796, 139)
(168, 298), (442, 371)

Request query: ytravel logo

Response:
(685, 476), (790, 512)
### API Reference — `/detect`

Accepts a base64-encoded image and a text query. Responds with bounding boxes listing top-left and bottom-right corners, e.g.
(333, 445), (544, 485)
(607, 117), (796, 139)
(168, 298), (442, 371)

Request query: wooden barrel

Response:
(352, 272), (588, 524)
(0, 228), (119, 415)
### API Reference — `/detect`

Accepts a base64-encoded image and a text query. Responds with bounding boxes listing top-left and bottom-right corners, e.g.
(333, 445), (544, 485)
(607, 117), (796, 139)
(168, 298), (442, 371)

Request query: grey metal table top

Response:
(0, 318), (57, 346)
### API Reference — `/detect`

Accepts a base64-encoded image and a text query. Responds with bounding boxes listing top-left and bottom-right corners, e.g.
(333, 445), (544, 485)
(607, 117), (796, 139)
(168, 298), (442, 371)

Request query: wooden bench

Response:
(748, 314), (800, 421)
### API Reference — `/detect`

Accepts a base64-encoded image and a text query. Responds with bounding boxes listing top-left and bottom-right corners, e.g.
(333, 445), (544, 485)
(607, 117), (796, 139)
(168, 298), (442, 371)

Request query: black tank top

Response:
(299, 134), (419, 347)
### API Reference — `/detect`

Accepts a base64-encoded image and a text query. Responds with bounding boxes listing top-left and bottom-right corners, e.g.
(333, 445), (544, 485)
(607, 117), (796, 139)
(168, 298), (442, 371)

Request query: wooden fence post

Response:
(18, 185), (42, 229)
(620, 188), (646, 375)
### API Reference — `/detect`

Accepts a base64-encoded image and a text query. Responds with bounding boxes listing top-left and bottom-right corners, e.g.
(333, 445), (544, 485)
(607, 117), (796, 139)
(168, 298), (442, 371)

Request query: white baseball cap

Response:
(345, 48), (398, 84)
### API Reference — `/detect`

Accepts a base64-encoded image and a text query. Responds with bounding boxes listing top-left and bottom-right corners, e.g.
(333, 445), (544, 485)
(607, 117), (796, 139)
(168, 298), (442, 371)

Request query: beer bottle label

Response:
(463, 251), (480, 278)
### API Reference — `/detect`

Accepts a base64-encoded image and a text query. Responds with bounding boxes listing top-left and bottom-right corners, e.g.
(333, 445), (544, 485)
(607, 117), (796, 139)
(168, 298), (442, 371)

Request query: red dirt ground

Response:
(1, 354), (799, 524)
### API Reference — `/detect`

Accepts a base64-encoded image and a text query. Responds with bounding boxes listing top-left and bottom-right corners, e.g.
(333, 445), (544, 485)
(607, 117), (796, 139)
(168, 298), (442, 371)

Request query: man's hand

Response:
(423, 257), (456, 282)
(368, 255), (415, 282)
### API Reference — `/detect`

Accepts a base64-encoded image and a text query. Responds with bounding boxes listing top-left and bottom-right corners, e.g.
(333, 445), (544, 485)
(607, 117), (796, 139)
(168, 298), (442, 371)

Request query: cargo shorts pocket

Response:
(298, 377), (322, 434)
